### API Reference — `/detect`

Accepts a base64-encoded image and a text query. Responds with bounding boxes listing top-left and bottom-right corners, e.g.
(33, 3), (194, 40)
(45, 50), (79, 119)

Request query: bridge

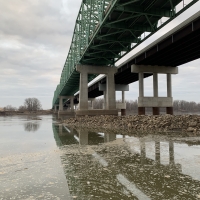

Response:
(52, 0), (200, 116)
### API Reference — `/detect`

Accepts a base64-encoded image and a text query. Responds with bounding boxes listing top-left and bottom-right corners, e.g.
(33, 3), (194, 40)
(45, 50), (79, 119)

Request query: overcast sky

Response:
(0, 0), (200, 109)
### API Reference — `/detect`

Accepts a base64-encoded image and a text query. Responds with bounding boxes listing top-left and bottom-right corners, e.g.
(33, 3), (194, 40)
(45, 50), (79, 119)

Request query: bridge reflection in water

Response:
(52, 124), (200, 199)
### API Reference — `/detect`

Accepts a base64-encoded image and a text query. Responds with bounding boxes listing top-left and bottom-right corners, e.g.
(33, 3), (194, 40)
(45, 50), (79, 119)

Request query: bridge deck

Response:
(53, 0), (199, 107)
(83, 11), (200, 99)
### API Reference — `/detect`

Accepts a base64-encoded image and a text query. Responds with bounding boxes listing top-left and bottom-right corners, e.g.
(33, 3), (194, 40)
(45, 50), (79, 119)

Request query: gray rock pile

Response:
(64, 115), (200, 135)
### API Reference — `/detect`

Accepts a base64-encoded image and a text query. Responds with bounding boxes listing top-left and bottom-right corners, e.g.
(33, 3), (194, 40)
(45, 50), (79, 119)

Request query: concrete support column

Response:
(106, 73), (116, 110)
(166, 107), (173, 115)
(138, 72), (145, 115)
(91, 100), (94, 109)
(70, 97), (74, 111)
(153, 107), (160, 115)
(166, 74), (173, 115)
(138, 107), (145, 115)
(79, 71), (88, 110)
(104, 91), (107, 109)
(59, 97), (63, 111)
(132, 65), (178, 116)
(121, 109), (126, 116)
(121, 91), (126, 116)
(139, 73), (144, 97)
(122, 91), (125, 103)
(153, 73), (160, 115)
(167, 74), (172, 97)
(153, 73), (158, 97)
(76, 65), (118, 115)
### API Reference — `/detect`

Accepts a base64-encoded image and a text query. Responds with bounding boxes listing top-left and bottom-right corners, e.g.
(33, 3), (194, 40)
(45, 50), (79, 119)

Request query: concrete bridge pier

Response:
(132, 65), (178, 115)
(138, 72), (145, 115)
(76, 64), (118, 116)
(121, 91), (126, 116)
(100, 84), (129, 116)
(166, 74), (173, 115)
(58, 96), (75, 116)
(88, 98), (95, 110)
(54, 104), (59, 113)
(153, 73), (160, 115)
(104, 91), (107, 110)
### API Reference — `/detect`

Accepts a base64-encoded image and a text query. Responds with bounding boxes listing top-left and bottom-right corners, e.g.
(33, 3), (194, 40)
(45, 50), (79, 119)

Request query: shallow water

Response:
(1, 115), (200, 199)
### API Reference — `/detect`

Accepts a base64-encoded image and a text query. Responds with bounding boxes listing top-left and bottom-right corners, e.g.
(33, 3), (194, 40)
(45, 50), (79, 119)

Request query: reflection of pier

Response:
(52, 126), (200, 199)
(53, 124), (116, 146)
(52, 124), (78, 146)
(77, 129), (116, 145)
(140, 138), (176, 166)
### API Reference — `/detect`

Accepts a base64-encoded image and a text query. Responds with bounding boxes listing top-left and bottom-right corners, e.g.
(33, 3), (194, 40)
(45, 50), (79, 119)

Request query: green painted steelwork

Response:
(53, 0), (199, 107)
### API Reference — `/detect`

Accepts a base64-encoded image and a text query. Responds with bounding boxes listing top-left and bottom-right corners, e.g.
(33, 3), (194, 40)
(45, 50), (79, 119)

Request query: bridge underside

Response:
(53, 0), (199, 107)
(85, 15), (200, 99)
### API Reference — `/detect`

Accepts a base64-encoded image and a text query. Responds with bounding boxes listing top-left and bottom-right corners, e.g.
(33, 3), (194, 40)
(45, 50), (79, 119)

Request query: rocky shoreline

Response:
(64, 114), (200, 136)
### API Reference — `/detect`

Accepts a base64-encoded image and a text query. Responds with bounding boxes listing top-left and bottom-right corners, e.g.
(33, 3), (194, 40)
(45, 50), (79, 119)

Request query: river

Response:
(1, 115), (200, 199)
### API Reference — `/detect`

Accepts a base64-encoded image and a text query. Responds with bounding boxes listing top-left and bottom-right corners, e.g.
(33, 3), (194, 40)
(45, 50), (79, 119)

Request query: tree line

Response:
(3, 98), (200, 113)
(3, 98), (42, 112)
(92, 98), (200, 113)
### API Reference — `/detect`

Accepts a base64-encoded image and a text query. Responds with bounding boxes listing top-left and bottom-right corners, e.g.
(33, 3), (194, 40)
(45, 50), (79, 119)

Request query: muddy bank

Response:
(0, 110), (53, 116)
(64, 114), (200, 136)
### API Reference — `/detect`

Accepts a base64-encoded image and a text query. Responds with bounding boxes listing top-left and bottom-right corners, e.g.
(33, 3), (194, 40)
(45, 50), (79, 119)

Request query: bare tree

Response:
(92, 98), (200, 113)
(93, 98), (104, 109)
(18, 105), (27, 112)
(3, 105), (17, 111)
(24, 98), (42, 111)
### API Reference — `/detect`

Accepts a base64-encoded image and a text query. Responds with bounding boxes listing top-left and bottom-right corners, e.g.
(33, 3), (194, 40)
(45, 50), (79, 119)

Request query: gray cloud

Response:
(0, 0), (81, 108)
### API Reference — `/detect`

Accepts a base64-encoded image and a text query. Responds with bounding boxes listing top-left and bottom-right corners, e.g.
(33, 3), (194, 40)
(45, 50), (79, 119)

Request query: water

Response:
(1, 115), (200, 199)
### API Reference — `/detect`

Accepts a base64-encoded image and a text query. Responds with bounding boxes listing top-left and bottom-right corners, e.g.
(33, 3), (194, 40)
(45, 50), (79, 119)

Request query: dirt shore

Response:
(63, 114), (200, 136)
(0, 110), (53, 116)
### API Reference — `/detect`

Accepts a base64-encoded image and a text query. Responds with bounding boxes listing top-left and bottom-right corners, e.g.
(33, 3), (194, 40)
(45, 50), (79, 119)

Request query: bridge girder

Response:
(52, 0), (199, 107)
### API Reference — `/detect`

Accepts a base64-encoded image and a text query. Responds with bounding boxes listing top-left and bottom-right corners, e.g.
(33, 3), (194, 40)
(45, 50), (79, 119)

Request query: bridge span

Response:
(52, 0), (200, 116)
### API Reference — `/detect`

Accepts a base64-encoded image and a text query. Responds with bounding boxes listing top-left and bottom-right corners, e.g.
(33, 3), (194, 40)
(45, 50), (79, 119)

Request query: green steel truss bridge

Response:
(52, 0), (199, 107)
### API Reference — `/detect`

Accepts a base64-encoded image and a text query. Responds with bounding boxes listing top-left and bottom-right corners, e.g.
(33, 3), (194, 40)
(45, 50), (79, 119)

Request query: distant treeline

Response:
(2, 98), (42, 112)
(92, 99), (200, 113)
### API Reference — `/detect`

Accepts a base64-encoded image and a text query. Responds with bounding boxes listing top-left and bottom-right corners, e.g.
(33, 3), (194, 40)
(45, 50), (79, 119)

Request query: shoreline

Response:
(63, 114), (200, 137)
(0, 111), (53, 116)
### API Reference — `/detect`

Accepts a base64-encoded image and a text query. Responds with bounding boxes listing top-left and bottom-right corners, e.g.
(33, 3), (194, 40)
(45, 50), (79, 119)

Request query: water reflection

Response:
(0, 116), (71, 200)
(53, 124), (116, 146)
(52, 124), (200, 199)
(24, 122), (40, 132)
